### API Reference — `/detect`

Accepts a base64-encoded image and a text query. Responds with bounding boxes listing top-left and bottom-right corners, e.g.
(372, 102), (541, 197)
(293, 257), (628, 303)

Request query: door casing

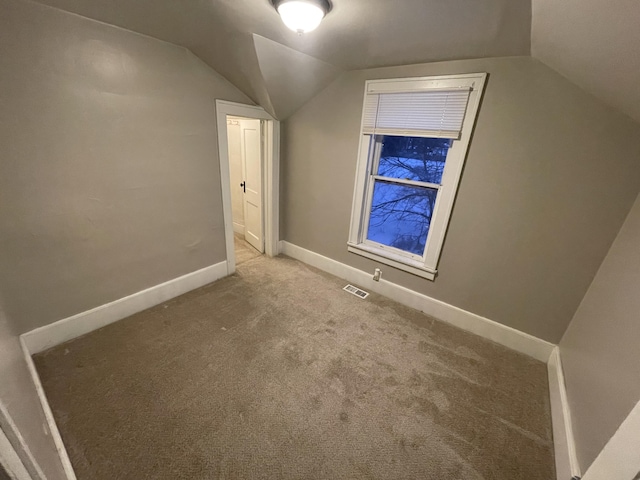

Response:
(215, 100), (280, 274)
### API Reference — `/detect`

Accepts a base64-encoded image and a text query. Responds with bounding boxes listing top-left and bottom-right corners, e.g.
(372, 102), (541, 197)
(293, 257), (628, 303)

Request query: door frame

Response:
(215, 100), (280, 274)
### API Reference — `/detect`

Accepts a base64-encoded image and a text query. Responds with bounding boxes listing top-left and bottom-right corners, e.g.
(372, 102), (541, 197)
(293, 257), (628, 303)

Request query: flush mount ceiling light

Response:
(271, 0), (331, 34)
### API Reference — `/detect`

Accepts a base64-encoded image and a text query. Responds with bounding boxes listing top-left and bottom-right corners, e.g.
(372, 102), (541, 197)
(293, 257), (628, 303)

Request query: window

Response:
(347, 73), (487, 280)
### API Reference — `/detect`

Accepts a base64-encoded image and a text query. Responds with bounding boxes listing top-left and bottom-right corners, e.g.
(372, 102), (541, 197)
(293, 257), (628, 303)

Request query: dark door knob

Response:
(240, 181), (246, 193)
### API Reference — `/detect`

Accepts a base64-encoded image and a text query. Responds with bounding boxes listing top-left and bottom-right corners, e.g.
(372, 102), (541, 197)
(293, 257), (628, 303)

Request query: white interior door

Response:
(240, 119), (264, 253)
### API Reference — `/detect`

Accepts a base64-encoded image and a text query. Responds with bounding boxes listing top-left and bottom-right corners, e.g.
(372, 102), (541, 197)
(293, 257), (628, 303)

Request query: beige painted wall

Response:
(560, 193), (640, 472)
(0, 0), (251, 335)
(532, 0), (640, 124)
(0, 0), (250, 476)
(281, 56), (640, 343)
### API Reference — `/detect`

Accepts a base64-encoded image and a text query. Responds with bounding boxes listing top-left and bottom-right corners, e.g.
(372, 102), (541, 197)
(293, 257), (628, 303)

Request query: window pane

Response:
(367, 181), (438, 256)
(377, 136), (451, 184)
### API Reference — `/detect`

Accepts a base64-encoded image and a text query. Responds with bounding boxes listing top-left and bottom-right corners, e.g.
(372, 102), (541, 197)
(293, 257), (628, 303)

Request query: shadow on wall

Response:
(0, 465), (11, 480)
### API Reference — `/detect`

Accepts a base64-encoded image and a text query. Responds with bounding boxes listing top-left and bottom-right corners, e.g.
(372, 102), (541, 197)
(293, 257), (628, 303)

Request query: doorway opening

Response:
(216, 101), (280, 275)
(227, 116), (264, 265)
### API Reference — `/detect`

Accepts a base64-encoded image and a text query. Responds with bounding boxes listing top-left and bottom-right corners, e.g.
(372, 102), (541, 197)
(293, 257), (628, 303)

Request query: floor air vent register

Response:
(343, 284), (369, 299)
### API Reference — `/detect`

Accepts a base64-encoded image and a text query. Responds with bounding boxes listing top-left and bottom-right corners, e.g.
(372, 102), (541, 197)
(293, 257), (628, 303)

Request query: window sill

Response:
(347, 242), (437, 281)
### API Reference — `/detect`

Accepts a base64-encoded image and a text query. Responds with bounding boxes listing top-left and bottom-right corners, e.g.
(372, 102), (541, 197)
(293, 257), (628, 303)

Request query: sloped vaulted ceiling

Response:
(252, 34), (342, 120)
(30, 0), (532, 119)
(531, 0), (640, 124)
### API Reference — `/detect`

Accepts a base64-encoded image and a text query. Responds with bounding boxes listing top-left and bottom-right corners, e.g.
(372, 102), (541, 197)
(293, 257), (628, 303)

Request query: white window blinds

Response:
(362, 88), (472, 139)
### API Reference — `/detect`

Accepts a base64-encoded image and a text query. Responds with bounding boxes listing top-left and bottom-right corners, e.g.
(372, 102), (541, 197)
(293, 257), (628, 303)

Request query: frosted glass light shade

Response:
(277, 1), (326, 33)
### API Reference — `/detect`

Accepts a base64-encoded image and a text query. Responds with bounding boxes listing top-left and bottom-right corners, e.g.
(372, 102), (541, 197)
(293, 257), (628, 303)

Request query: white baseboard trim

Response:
(19, 337), (76, 480)
(548, 347), (581, 480)
(582, 399), (640, 480)
(0, 401), (46, 480)
(232, 223), (244, 235)
(18, 261), (229, 480)
(0, 419), (33, 480)
(280, 242), (555, 362)
(22, 261), (228, 355)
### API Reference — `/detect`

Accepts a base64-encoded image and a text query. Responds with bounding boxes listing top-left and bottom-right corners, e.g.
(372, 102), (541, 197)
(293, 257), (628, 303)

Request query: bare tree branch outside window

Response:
(367, 136), (451, 255)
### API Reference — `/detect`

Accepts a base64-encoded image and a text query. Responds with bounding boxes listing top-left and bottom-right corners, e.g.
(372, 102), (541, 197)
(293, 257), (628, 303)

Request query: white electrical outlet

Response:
(373, 268), (382, 282)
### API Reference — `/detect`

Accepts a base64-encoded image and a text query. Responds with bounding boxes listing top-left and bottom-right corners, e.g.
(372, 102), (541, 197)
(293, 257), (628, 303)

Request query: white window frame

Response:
(347, 73), (487, 280)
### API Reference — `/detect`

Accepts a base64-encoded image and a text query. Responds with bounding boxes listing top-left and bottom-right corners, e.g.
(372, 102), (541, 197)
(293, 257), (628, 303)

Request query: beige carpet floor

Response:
(34, 255), (555, 480)
(234, 234), (261, 266)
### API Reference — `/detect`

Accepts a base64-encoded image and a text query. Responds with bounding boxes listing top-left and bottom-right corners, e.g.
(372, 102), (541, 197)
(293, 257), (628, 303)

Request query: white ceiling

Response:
(30, 0), (640, 124)
(31, 0), (532, 118)
(532, 0), (640, 124)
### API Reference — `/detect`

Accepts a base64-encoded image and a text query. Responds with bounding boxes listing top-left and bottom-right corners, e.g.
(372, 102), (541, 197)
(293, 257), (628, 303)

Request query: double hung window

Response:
(347, 73), (487, 280)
